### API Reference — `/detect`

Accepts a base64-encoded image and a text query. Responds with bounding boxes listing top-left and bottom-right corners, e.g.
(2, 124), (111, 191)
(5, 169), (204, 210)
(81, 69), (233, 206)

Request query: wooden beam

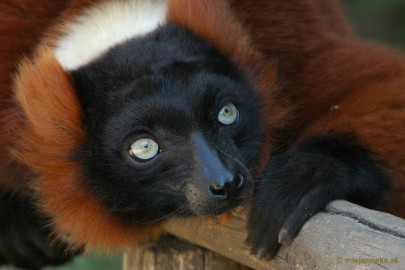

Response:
(123, 236), (251, 270)
(162, 200), (405, 269)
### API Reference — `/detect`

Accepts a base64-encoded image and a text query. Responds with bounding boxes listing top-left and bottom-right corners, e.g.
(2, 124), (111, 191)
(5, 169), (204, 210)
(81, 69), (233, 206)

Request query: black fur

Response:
(71, 23), (265, 224)
(247, 134), (390, 259)
(0, 190), (77, 269)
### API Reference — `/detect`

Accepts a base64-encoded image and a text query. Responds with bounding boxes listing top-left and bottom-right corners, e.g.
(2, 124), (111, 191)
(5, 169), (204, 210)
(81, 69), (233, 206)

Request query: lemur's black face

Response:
(71, 24), (264, 224)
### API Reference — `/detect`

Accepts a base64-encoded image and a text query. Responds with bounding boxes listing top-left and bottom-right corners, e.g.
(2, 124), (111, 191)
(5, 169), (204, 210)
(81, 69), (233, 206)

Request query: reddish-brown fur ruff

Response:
(0, 0), (68, 193)
(0, 0), (163, 251)
(314, 0), (352, 36)
(12, 47), (163, 251)
(230, 1), (405, 217)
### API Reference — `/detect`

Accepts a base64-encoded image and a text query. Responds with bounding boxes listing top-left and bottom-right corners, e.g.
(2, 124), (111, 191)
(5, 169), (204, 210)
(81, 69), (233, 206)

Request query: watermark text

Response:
(336, 256), (399, 264)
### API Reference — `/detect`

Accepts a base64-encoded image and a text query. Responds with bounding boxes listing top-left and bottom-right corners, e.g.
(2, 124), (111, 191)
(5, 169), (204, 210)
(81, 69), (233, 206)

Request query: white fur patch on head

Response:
(55, 0), (167, 70)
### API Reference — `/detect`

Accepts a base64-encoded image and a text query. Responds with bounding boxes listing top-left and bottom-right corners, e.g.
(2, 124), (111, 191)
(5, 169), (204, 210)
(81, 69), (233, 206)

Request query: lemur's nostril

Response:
(208, 174), (245, 198)
(233, 174), (244, 189)
(209, 183), (227, 197)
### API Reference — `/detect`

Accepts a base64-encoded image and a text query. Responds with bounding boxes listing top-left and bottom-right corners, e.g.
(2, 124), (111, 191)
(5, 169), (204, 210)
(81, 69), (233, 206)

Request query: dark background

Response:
(342, 0), (405, 49)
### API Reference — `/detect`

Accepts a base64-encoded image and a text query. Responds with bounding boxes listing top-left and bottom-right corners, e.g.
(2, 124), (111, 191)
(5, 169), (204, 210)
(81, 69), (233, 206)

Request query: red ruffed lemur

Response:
(0, 0), (404, 268)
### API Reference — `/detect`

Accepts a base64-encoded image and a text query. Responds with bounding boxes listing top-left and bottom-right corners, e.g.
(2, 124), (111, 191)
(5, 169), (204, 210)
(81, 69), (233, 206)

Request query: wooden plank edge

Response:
(162, 200), (405, 270)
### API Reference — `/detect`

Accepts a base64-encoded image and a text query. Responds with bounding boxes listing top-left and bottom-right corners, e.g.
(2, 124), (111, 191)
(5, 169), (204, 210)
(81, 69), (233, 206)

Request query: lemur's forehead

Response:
(97, 67), (251, 140)
(69, 19), (243, 114)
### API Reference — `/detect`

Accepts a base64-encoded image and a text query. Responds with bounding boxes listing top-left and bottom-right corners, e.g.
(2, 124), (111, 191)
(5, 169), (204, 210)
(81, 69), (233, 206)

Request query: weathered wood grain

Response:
(125, 200), (405, 270)
(123, 236), (251, 270)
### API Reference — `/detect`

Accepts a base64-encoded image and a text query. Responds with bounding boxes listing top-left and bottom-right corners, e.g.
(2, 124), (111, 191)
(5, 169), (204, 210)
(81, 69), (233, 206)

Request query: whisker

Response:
(134, 202), (191, 225)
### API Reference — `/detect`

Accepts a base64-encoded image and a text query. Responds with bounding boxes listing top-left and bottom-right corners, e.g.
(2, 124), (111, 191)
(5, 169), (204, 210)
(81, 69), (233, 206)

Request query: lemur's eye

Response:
(218, 103), (239, 125)
(129, 138), (160, 161)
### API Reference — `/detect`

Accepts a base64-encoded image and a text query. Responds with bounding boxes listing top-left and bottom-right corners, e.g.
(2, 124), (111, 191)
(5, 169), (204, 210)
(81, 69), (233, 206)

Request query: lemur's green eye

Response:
(218, 103), (239, 125)
(129, 138), (159, 161)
